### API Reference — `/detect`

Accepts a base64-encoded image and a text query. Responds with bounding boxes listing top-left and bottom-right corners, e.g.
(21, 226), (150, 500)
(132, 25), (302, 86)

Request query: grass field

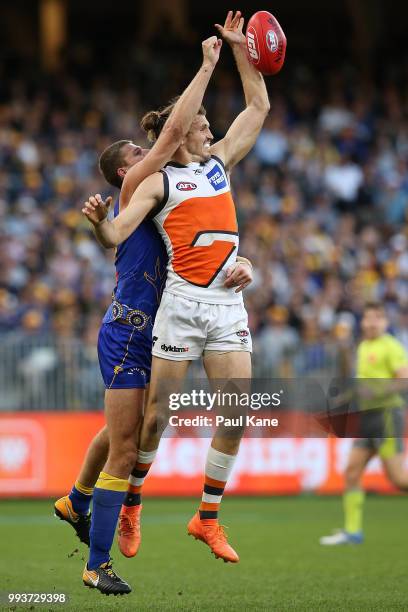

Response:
(0, 496), (407, 611)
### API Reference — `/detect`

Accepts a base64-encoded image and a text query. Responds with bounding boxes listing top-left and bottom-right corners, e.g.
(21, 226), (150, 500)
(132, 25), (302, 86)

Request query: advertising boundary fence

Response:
(1, 412), (407, 497)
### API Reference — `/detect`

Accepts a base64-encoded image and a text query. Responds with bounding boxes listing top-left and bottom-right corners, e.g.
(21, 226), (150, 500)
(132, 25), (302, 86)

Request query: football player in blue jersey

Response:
(55, 34), (253, 596)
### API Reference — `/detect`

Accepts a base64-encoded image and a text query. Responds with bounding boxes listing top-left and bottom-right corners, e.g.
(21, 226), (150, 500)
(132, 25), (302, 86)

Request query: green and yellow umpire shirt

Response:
(356, 333), (408, 410)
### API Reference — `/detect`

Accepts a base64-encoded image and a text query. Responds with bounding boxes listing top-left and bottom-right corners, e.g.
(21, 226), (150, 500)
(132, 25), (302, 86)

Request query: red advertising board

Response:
(0, 413), (407, 496)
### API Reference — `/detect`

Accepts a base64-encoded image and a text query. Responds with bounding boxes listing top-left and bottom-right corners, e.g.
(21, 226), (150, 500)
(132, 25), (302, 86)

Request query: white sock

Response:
(128, 448), (158, 487)
(205, 446), (237, 482)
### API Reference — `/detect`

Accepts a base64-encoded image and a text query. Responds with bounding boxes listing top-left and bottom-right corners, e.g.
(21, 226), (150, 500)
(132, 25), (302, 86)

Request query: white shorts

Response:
(152, 292), (252, 361)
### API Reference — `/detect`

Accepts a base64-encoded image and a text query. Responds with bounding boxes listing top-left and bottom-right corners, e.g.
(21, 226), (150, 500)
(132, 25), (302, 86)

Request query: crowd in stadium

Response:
(1, 51), (408, 375)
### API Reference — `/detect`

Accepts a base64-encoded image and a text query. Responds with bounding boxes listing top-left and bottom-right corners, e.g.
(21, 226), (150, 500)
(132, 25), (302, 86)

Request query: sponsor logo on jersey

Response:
(176, 182), (197, 191)
(152, 336), (158, 346)
(161, 343), (189, 353)
(236, 330), (249, 337)
(206, 163), (227, 191)
(266, 30), (278, 53)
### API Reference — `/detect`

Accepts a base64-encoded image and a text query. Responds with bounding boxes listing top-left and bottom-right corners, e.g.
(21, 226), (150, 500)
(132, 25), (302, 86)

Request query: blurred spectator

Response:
(394, 308), (408, 353)
(324, 154), (364, 212)
(256, 305), (299, 376)
(254, 114), (289, 166)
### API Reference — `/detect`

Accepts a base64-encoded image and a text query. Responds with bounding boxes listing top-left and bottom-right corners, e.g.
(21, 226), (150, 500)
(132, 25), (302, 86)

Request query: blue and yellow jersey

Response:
(102, 200), (168, 336)
(357, 333), (408, 409)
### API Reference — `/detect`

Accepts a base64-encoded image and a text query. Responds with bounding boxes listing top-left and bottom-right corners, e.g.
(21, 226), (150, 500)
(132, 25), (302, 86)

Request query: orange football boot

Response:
(117, 504), (142, 558)
(187, 511), (239, 563)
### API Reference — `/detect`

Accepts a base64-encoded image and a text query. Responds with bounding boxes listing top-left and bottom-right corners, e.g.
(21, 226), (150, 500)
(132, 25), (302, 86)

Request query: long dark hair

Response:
(141, 96), (206, 143)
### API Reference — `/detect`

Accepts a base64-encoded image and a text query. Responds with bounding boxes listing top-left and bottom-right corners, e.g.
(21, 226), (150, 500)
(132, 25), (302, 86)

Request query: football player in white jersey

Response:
(84, 11), (269, 564)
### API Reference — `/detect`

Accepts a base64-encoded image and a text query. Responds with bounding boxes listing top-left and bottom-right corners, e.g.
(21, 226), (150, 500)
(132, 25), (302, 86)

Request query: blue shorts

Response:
(98, 321), (152, 389)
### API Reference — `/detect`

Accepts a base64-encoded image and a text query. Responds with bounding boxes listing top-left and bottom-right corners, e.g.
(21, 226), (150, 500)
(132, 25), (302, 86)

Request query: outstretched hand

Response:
(202, 35), (223, 68)
(215, 10), (245, 46)
(82, 194), (112, 227)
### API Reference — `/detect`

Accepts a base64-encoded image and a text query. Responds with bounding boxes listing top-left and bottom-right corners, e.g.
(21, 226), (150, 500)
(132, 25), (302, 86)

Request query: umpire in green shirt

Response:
(320, 302), (408, 545)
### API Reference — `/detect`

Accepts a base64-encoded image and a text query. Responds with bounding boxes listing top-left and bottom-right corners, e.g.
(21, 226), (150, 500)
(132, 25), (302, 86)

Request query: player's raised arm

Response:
(83, 172), (164, 248)
(211, 11), (270, 170)
(119, 36), (222, 208)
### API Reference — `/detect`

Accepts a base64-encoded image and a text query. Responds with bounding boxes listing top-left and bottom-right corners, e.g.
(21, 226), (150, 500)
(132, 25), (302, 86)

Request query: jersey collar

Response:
(165, 160), (208, 169)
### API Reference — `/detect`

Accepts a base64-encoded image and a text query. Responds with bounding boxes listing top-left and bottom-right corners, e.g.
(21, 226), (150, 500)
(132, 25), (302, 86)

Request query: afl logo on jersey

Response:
(176, 182), (197, 191)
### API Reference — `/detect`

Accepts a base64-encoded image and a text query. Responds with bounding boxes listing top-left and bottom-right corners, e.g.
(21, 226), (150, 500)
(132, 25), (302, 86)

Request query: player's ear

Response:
(117, 167), (127, 178)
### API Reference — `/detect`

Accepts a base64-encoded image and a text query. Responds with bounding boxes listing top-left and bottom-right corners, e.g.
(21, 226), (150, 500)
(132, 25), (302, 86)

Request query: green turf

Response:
(0, 496), (407, 611)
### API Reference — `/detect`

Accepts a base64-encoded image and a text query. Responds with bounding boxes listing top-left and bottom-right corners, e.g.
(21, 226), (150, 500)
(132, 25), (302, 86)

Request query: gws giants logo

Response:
(176, 182), (197, 191)
(266, 30), (278, 53)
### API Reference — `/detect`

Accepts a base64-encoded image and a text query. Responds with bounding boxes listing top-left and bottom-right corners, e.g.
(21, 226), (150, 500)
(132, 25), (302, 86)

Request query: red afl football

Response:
(246, 11), (287, 75)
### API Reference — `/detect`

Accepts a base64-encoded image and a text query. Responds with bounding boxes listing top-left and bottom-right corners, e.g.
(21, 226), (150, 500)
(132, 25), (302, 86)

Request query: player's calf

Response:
(382, 453), (408, 491)
(139, 407), (170, 449)
(104, 441), (138, 479)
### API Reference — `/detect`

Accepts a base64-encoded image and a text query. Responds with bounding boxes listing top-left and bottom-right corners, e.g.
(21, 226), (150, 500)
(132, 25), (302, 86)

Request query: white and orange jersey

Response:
(153, 156), (241, 304)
